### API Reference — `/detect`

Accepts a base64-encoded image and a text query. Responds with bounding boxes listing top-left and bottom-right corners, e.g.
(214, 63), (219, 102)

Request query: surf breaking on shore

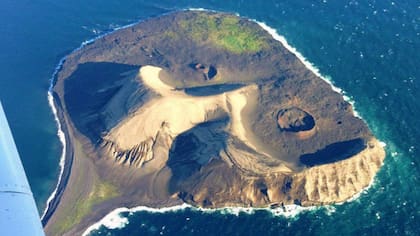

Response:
(44, 9), (386, 235)
(82, 203), (319, 235)
(42, 90), (66, 220)
(41, 21), (144, 223)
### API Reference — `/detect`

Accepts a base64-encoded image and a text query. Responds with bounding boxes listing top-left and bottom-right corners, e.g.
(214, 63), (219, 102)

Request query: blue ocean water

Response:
(0, 0), (418, 235)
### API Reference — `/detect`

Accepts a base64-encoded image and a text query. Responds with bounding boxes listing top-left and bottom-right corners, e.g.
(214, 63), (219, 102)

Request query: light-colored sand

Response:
(105, 65), (292, 172)
(299, 138), (385, 203)
(106, 66), (225, 149)
(106, 66), (254, 149)
(140, 66), (175, 96)
(225, 91), (250, 146)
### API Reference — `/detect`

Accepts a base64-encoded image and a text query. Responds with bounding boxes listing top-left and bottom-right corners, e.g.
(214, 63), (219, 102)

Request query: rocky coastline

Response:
(43, 10), (385, 236)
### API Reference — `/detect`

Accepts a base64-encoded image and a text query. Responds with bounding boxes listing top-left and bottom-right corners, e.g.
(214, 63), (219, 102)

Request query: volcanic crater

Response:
(44, 10), (385, 236)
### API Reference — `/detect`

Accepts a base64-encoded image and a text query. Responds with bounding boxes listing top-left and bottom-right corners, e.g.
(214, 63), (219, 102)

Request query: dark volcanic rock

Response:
(277, 107), (315, 132)
(300, 138), (366, 167)
(64, 62), (149, 144)
(47, 10), (385, 236)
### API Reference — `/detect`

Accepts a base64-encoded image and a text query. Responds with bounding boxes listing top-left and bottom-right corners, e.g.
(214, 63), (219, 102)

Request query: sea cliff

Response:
(44, 11), (385, 236)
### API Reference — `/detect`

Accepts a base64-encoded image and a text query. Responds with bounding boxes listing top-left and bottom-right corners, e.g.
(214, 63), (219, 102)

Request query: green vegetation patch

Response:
(52, 181), (119, 235)
(178, 13), (269, 53)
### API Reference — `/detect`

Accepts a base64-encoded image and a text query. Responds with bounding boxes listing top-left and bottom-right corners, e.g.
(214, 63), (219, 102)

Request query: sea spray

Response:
(254, 19), (389, 179)
(41, 59), (67, 220)
(82, 203), (318, 236)
(45, 8), (386, 234)
(41, 21), (141, 222)
(254, 21), (362, 119)
(190, 7), (362, 118)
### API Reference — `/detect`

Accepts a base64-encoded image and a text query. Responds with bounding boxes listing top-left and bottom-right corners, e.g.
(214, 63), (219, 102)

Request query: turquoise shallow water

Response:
(0, 0), (418, 235)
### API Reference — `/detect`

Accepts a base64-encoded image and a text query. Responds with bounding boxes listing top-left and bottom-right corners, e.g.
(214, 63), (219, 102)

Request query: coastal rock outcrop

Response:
(44, 11), (386, 236)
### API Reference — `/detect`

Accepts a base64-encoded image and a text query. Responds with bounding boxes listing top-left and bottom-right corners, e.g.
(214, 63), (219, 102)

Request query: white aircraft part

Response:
(0, 102), (45, 236)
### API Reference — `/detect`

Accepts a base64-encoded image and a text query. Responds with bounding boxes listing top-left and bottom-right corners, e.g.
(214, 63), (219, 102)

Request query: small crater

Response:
(195, 63), (205, 70)
(277, 107), (315, 132)
(190, 63), (218, 80)
(207, 65), (217, 79)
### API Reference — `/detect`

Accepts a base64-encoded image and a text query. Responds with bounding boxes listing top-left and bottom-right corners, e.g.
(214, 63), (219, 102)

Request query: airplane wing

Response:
(0, 102), (45, 236)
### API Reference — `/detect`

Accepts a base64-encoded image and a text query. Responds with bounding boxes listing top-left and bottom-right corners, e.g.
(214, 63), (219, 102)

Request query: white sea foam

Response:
(82, 204), (190, 235)
(254, 21), (362, 119)
(82, 203), (318, 235)
(82, 175), (383, 235)
(48, 9), (386, 234)
(323, 205), (337, 216)
(189, 8), (362, 118)
(82, 208), (130, 235)
(189, 8), (362, 119)
(339, 172), (379, 205)
(188, 8), (208, 12)
(41, 58), (67, 220)
(42, 21), (141, 221)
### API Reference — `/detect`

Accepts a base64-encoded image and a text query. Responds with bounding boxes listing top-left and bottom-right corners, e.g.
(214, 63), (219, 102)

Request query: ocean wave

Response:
(186, 8), (363, 119)
(41, 20), (143, 222)
(254, 21), (362, 119)
(82, 203), (318, 235)
(46, 8), (386, 234)
(41, 58), (67, 221)
(82, 175), (383, 236)
(82, 176), (386, 236)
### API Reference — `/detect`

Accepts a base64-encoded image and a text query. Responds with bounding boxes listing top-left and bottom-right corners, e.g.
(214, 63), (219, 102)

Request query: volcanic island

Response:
(43, 11), (386, 236)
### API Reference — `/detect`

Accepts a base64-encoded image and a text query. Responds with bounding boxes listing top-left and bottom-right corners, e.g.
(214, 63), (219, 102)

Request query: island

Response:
(43, 10), (385, 236)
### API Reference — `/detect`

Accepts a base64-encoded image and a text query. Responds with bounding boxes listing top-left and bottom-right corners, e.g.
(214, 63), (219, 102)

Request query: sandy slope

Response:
(44, 11), (387, 236)
(106, 65), (246, 150)
(104, 65), (292, 172)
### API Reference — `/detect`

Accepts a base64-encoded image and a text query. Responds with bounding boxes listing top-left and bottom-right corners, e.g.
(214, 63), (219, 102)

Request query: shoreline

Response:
(43, 8), (386, 234)
(41, 90), (74, 225)
(41, 59), (67, 221)
(82, 203), (318, 235)
(82, 139), (387, 235)
(255, 21), (362, 119)
(40, 19), (149, 226)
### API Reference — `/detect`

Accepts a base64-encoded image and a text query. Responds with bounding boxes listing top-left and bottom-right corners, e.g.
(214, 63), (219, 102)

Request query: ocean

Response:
(0, 0), (418, 235)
